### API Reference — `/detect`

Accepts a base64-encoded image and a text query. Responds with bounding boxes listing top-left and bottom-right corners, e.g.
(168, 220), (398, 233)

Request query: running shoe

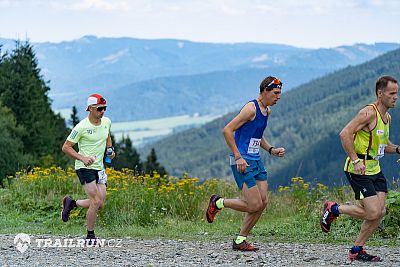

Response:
(320, 200), (338, 233)
(206, 194), (221, 223)
(232, 240), (259, 251)
(61, 196), (75, 222)
(348, 249), (381, 262)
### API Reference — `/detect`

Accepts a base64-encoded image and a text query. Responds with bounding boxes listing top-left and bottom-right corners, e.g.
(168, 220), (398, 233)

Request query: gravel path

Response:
(1, 234), (399, 266)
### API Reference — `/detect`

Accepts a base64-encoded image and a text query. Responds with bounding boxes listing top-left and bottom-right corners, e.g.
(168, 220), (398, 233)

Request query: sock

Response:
(87, 230), (95, 238)
(332, 204), (340, 216)
(351, 246), (363, 253)
(216, 198), (224, 209)
(71, 199), (77, 208)
(235, 235), (246, 244)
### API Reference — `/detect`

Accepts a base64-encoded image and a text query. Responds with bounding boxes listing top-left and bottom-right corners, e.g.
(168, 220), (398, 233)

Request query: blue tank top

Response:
(234, 100), (268, 160)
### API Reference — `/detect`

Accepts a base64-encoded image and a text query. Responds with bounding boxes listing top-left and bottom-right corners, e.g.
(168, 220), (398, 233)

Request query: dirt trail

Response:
(1, 234), (399, 266)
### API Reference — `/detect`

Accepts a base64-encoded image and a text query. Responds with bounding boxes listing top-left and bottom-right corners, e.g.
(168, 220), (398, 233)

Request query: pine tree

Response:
(144, 148), (167, 176)
(0, 101), (25, 185)
(112, 136), (142, 172)
(0, 41), (68, 167)
(69, 105), (80, 127)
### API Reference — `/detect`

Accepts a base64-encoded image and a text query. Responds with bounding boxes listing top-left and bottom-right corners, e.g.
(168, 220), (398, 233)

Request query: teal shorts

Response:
(231, 159), (267, 190)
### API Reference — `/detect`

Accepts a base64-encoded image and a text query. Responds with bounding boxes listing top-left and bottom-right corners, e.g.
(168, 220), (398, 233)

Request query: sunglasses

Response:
(95, 106), (107, 112)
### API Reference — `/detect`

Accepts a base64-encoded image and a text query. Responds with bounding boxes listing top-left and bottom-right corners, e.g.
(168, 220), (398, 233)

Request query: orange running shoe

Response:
(206, 194), (221, 223)
(232, 240), (259, 251)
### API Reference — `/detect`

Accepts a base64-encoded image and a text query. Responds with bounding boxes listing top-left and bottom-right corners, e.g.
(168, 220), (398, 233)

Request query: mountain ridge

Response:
(142, 48), (400, 187)
(1, 37), (398, 121)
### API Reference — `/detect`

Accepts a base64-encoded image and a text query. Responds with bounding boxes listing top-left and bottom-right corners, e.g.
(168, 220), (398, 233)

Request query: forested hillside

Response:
(145, 48), (400, 187)
(0, 42), (69, 183)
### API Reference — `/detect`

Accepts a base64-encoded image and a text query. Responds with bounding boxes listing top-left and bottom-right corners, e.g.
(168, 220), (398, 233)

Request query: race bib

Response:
(247, 138), (261, 154)
(374, 144), (387, 160)
(98, 169), (108, 184)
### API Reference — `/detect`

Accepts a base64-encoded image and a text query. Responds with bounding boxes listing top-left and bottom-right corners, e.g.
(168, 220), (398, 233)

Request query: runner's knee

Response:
(90, 198), (100, 209)
(365, 209), (382, 221)
(248, 201), (264, 213)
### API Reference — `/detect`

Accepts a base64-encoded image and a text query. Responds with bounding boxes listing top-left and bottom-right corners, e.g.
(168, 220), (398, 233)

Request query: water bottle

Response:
(105, 147), (113, 163)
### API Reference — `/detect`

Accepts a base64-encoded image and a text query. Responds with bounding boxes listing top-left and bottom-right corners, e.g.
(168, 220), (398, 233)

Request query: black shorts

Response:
(344, 171), (387, 200)
(76, 168), (107, 186)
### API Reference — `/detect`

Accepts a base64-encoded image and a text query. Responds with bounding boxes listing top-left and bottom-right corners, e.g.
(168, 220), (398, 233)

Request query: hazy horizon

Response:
(1, 0), (399, 49)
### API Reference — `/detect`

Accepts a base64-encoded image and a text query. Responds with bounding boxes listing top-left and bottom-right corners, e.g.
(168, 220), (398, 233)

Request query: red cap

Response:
(86, 94), (106, 111)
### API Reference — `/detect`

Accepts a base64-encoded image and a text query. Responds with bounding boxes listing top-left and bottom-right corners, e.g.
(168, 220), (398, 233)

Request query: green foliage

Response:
(0, 41), (69, 176)
(112, 136), (142, 172)
(0, 102), (26, 186)
(69, 105), (80, 128)
(381, 189), (400, 238)
(0, 169), (398, 246)
(144, 148), (167, 176)
(148, 48), (400, 187)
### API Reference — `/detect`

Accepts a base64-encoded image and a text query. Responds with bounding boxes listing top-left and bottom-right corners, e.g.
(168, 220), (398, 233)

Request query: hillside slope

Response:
(144, 48), (400, 187)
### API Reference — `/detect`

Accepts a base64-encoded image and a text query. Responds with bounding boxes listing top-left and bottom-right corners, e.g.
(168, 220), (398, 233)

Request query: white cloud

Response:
(1, 0), (399, 48)
(50, 0), (130, 11)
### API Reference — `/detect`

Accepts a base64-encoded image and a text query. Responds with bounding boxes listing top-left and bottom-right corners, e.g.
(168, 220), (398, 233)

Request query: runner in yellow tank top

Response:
(320, 76), (399, 262)
(344, 103), (390, 175)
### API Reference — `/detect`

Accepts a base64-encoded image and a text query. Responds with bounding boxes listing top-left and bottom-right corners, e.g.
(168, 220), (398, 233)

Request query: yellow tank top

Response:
(344, 104), (390, 175)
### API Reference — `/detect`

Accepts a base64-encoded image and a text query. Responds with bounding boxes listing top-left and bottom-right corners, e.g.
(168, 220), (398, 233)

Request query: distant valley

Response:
(142, 48), (400, 187)
(1, 36), (398, 122)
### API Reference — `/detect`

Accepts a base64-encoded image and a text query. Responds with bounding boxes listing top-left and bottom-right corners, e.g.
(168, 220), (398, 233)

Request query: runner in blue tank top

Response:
(206, 76), (286, 251)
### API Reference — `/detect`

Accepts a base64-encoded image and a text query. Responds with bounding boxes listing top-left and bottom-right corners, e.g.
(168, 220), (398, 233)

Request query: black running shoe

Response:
(61, 196), (75, 222)
(348, 249), (381, 262)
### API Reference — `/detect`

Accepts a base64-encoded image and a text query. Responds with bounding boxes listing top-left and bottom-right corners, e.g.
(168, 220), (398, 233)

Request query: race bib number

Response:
(374, 144), (387, 160)
(247, 138), (261, 154)
(98, 169), (108, 184)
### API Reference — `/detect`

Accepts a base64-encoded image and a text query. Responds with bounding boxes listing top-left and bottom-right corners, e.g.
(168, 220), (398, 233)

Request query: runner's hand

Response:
(272, 147), (285, 157)
(236, 158), (250, 173)
(82, 156), (96, 167)
(354, 162), (366, 175)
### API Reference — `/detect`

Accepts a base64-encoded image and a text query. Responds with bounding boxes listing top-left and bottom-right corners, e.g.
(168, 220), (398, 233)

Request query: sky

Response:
(1, 0), (399, 48)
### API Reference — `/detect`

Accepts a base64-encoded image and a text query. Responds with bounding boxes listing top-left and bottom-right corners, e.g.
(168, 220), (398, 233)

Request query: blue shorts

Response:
(231, 159), (267, 190)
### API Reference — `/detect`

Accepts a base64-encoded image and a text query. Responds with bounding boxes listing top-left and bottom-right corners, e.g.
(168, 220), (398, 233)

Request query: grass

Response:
(0, 167), (399, 247)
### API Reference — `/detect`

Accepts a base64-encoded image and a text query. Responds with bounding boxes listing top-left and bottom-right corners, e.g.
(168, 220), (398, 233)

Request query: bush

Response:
(381, 190), (400, 238)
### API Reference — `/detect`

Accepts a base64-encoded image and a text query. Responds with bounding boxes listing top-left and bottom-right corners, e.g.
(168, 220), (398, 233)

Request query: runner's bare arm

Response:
(260, 137), (285, 157)
(223, 102), (256, 159)
(339, 106), (375, 161)
(385, 140), (400, 154)
(223, 102), (256, 172)
(62, 140), (94, 166)
(106, 133), (115, 159)
(340, 106), (375, 175)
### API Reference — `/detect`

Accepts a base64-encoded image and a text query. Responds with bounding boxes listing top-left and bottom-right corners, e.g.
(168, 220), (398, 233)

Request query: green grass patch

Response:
(0, 168), (399, 246)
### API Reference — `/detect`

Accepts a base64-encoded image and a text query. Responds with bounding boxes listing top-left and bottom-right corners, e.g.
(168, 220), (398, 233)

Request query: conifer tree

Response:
(0, 41), (68, 166)
(113, 136), (142, 172)
(144, 148), (167, 176)
(69, 105), (80, 127)
(0, 102), (25, 185)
